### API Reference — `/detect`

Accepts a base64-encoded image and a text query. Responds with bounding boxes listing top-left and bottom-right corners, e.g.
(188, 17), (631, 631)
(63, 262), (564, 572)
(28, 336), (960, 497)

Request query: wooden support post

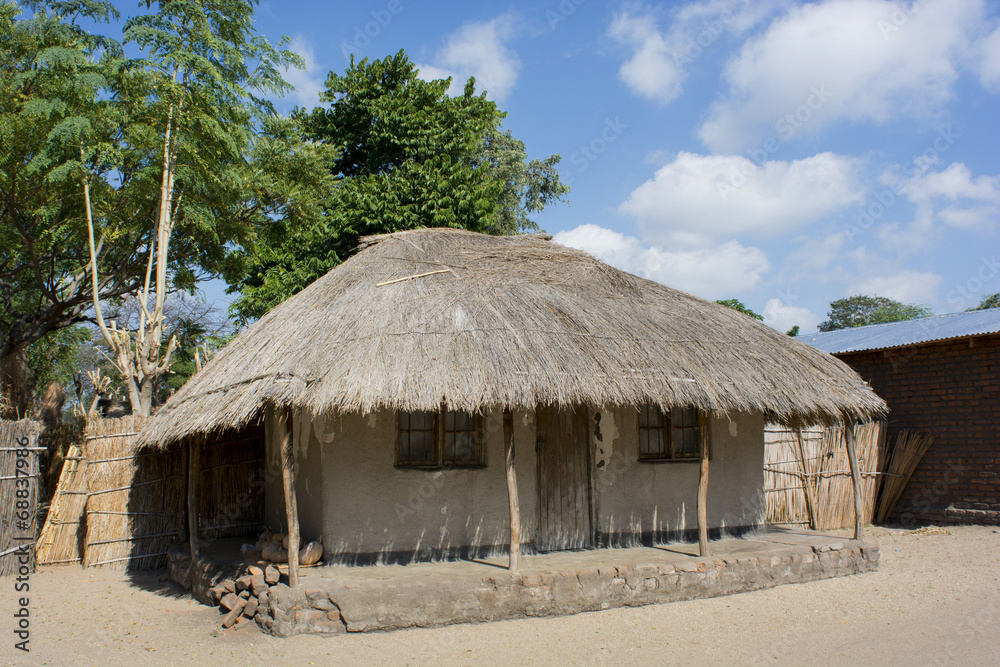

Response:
(278, 408), (301, 587)
(795, 428), (820, 531)
(844, 421), (864, 541)
(187, 437), (200, 563)
(697, 411), (710, 557)
(503, 408), (521, 572)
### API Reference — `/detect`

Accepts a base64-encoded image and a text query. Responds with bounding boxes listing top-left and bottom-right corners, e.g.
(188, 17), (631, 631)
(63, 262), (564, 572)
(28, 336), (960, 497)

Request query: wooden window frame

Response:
(396, 406), (486, 469)
(637, 403), (705, 462)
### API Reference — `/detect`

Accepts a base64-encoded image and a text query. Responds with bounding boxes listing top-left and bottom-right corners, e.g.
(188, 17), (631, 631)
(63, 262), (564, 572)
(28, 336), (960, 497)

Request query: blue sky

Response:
(120, 0), (1000, 332)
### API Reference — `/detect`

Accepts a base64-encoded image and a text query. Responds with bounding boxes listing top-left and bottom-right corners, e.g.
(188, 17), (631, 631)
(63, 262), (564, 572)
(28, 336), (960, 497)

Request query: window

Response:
(397, 407), (484, 468)
(638, 403), (703, 461)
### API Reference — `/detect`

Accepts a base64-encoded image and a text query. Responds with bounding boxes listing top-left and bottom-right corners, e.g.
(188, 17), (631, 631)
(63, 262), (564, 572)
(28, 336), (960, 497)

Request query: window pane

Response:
(409, 430), (433, 462)
(443, 409), (479, 466)
(640, 403), (665, 428)
(674, 427), (698, 457)
(399, 411), (435, 465)
(446, 432), (476, 463)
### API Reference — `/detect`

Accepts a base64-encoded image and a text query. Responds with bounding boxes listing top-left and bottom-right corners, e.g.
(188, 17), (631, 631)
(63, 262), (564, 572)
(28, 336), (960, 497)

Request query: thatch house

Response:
(139, 228), (885, 578)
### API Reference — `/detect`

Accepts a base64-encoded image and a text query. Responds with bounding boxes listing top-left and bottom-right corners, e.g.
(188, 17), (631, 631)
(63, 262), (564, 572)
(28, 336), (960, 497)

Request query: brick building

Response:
(801, 310), (1000, 526)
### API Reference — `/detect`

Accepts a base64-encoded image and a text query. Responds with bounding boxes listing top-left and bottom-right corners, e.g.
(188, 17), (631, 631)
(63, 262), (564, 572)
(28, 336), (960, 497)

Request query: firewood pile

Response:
(209, 530), (322, 629)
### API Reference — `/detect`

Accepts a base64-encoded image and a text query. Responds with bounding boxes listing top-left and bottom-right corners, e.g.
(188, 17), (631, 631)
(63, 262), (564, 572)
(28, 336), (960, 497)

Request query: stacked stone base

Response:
(265, 543), (879, 637)
(167, 546), (281, 630)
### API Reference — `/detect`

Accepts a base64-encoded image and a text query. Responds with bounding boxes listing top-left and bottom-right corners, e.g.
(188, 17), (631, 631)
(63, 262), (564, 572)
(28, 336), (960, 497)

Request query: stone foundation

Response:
(264, 541), (879, 637)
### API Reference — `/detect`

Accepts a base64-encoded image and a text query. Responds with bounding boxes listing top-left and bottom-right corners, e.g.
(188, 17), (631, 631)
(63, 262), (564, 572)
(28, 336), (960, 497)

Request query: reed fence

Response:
(37, 418), (264, 570)
(764, 421), (889, 530)
(1, 420), (42, 576)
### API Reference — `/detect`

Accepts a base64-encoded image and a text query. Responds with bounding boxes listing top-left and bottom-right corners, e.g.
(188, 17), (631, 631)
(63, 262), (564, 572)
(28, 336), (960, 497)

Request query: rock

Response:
(219, 593), (241, 611)
(265, 566), (280, 585)
(235, 575), (252, 592)
(248, 565), (264, 577)
(239, 589), (250, 599)
(221, 598), (246, 628)
(244, 596), (259, 618)
(208, 584), (227, 604)
(223, 579), (236, 593)
(250, 574), (268, 597)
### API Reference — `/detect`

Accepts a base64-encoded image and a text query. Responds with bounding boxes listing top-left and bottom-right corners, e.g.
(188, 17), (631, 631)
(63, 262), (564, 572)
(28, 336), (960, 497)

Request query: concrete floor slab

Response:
(261, 528), (880, 636)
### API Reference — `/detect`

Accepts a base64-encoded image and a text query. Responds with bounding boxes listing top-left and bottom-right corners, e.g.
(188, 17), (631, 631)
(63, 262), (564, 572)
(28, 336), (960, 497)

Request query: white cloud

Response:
(698, 0), (986, 152)
(786, 233), (847, 271)
(608, 12), (686, 104)
(608, 1), (783, 105)
(619, 151), (863, 246)
(553, 224), (769, 299)
(762, 298), (820, 333)
(981, 25), (1000, 91)
(414, 15), (521, 101)
(851, 270), (942, 304)
(282, 36), (326, 108)
(902, 162), (1000, 231)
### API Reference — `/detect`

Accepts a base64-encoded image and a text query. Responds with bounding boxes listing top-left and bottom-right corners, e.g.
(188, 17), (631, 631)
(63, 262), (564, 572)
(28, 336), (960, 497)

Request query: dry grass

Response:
(140, 228), (887, 448)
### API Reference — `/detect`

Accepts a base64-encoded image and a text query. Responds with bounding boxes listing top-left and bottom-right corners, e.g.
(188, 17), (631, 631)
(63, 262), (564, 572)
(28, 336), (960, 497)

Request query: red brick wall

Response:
(837, 334), (999, 526)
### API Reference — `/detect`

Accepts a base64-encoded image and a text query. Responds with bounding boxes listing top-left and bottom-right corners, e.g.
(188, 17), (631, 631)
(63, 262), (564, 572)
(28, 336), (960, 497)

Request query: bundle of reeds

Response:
(875, 430), (934, 523)
(35, 443), (88, 566)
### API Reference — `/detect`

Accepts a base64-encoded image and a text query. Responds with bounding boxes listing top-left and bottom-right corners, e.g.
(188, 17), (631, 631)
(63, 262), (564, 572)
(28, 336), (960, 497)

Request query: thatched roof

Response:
(139, 228), (885, 446)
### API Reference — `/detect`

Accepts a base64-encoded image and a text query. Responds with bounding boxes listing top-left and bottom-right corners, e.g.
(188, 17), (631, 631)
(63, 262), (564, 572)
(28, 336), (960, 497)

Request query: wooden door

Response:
(535, 405), (593, 551)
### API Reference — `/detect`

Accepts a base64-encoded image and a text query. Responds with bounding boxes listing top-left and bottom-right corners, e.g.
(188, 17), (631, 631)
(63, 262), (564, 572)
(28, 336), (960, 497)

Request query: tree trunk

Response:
(0, 345), (31, 419)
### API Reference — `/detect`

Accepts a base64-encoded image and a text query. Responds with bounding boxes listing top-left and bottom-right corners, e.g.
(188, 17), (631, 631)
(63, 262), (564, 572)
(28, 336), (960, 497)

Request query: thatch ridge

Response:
(139, 228), (886, 446)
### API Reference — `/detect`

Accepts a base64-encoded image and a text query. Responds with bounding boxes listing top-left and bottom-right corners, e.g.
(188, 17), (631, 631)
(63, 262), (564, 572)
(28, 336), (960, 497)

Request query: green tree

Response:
(968, 293), (1000, 311)
(786, 325), (800, 337)
(715, 299), (764, 321)
(229, 50), (569, 323)
(818, 295), (932, 332)
(1, 0), (334, 414)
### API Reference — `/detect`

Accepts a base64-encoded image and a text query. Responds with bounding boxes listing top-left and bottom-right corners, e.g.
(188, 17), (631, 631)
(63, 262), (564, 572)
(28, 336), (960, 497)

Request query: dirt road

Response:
(4, 525), (998, 666)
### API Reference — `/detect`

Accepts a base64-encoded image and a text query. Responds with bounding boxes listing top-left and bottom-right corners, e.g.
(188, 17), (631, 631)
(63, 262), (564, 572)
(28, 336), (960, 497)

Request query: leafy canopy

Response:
(228, 50), (569, 323)
(818, 295), (932, 332)
(715, 298), (764, 321)
(968, 293), (1000, 311)
(2, 0), (336, 410)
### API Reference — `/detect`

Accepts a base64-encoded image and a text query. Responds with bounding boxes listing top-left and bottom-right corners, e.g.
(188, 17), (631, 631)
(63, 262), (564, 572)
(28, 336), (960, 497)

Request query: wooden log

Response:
(697, 411), (710, 557)
(278, 408), (300, 587)
(503, 409), (520, 571)
(187, 437), (200, 562)
(794, 427), (820, 530)
(844, 421), (864, 541)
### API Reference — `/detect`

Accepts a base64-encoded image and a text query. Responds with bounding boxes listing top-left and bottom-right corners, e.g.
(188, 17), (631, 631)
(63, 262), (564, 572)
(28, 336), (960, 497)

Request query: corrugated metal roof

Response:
(798, 308), (1000, 354)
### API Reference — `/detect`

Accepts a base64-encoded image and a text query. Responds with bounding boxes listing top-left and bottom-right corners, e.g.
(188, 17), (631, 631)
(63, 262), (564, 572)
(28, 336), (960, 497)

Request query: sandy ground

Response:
(3, 525), (998, 666)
